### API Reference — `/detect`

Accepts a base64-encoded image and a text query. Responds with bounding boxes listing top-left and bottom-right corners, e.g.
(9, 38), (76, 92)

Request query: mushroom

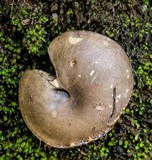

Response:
(19, 31), (134, 148)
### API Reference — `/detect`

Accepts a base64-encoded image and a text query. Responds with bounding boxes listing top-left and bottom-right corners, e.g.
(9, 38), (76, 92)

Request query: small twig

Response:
(77, 148), (87, 156)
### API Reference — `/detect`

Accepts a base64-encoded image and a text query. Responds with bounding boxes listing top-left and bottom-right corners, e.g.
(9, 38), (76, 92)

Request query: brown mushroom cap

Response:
(19, 31), (134, 148)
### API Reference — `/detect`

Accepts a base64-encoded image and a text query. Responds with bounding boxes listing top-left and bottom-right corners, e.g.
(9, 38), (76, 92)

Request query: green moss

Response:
(1, 0), (152, 159)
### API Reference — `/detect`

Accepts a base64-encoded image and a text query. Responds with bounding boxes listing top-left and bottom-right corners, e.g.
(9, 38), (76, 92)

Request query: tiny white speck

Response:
(126, 89), (129, 94)
(117, 94), (121, 99)
(52, 111), (57, 118)
(109, 105), (112, 108)
(110, 84), (113, 89)
(116, 94), (121, 103)
(126, 70), (129, 72)
(78, 75), (81, 78)
(90, 70), (95, 76)
(95, 61), (99, 64)
(91, 74), (98, 83)
(96, 105), (105, 111)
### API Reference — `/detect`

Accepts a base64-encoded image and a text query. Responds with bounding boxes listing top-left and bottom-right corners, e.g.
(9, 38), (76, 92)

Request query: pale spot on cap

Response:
(116, 94), (121, 103)
(96, 104), (105, 111)
(126, 89), (129, 94)
(91, 74), (98, 83)
(52, 111), (57, 118)
(78, 75), (81, 78)
(117, 94), (121, 99)
(69, 37), (83, 44)
(110, 84), (113, 89)
(90, 70), (95, 76)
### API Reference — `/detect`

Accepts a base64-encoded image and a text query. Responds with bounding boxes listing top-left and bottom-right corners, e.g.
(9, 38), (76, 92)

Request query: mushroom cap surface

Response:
(19, 31), (134, 148)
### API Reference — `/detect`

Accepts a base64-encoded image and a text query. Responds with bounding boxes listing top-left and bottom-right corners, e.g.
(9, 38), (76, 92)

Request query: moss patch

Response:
(1, 0), (152, 159)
